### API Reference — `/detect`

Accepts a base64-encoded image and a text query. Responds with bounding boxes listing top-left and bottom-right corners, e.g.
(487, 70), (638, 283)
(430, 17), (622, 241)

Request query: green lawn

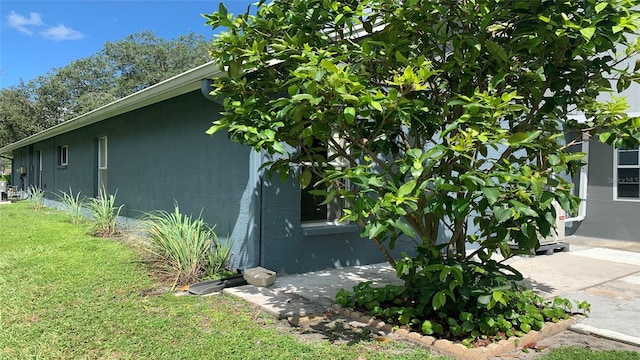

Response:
(0, 202), (435, 359)
(2, 202), (639, 360)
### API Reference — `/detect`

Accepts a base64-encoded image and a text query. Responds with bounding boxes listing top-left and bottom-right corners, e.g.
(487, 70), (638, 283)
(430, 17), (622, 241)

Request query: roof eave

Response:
(0, 61), (223, 154)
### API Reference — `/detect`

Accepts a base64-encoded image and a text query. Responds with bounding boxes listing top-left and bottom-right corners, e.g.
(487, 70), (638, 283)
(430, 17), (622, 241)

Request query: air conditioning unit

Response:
(509, 200), (569, 255)
(539, 201), (565, 245)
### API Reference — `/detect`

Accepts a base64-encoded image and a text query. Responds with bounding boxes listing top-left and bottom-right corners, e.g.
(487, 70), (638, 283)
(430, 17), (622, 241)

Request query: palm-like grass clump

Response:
(144, 205), (221, 288)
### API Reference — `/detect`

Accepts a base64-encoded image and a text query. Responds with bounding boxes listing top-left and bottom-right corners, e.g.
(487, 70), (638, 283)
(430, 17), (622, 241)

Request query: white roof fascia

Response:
(0, 61), (223, 154)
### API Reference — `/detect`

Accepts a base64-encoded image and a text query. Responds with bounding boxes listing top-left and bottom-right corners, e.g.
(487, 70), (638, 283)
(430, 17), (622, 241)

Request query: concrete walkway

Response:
(224, 236), (640, 347)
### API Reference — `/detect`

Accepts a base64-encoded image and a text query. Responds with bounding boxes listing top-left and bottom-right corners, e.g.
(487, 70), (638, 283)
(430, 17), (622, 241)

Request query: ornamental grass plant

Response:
(87, 187), (123, 237)
(56, 188), (86, 224)
(28, 185), (44, 210)
(143, 205), (223, 288)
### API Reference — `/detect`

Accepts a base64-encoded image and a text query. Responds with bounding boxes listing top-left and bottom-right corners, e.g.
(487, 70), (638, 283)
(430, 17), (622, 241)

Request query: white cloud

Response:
(6, 11), (44, 35)
(6, 11), (85, 41)
(40, 24), (85, 41)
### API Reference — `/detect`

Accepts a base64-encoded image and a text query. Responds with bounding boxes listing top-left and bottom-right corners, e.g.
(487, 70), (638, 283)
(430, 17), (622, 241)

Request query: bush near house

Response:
(143, 205), (232, 288)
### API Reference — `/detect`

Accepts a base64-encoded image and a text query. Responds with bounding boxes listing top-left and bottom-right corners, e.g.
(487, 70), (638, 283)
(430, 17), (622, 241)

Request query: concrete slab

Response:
(504, 252), (640, 297)
(564, 272), (640, 343)
(570, 247), (640, 266)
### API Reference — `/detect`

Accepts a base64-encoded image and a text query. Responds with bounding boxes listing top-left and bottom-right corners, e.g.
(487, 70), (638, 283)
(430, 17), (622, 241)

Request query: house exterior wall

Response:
(12, 91), (260, 269)
(11, 89), (410, 274)
(568, 140), (640, 241)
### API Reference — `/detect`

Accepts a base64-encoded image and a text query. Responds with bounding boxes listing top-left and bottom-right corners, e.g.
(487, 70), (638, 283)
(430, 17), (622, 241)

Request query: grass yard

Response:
(0, 202), (435, 359)
(2, 201), (639, 360)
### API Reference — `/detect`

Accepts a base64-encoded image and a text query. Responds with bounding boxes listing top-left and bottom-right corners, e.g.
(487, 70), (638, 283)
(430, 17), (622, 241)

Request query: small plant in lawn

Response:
(28, 185), (44, 210)
(56, 188), (86, 224)
(335, 245), (591, 346)
(87, 187), (123, 237)
(143, 205), (222, 288)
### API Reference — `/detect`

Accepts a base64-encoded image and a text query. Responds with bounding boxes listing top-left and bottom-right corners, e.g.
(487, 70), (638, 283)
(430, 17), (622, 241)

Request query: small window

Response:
(58, 145), (68, 166)
(300, 136), (349, 224)
(615, 146), (640, 200)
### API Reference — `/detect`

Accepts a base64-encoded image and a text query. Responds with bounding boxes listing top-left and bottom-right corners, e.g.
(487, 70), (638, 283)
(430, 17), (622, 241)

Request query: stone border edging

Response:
(332, 304), (582, 360)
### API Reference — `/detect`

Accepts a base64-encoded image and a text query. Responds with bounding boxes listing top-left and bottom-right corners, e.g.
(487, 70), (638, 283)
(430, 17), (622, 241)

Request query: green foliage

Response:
(204, 236), (233, 279)
(143, 205), (225, 288)
(0, 174), (10, 184)
(55, 188), (86, 224)
(28, 185), (44, 210)
(87, 187), (123, 237)
(336, 246), (590, 344)
(206, 0), (640, 262)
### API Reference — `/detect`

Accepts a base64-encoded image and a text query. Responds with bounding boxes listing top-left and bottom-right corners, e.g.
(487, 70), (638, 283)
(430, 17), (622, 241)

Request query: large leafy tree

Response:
(206, 0), (640, 264)
(0, 84), (46, 147)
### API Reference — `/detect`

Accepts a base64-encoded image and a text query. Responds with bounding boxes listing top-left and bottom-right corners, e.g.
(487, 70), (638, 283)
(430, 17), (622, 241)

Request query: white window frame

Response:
(59, 145), (68, 166)
(300, 134), (350, 226)
(98, 137), (108, 191)
(613, 145), (640, 201)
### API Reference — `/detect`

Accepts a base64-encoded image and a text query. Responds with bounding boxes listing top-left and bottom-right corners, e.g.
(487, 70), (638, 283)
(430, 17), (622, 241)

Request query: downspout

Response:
(565, 135), (589, 223)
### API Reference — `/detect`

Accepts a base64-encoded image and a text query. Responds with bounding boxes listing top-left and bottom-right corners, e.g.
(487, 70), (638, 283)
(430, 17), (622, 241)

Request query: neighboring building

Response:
(0, 62), (412, 274)
(565, 74), (640, 242)
(567, 135), (640, 242)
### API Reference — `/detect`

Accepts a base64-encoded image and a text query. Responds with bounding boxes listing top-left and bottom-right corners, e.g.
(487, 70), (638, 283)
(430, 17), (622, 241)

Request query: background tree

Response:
(0, 31), (211, 147)
(0, 84), (46, 147)
(205, 0), (640, 263)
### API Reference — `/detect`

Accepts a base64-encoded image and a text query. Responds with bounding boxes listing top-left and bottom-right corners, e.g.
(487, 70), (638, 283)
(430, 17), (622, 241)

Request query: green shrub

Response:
(56, 188), (86, 224)
(87, 187), (123, 237)
(28, 186), (45, 210)
(0, 174), (10, 184)
(143, 205), (223, 288)
(335, 245), (590, 346)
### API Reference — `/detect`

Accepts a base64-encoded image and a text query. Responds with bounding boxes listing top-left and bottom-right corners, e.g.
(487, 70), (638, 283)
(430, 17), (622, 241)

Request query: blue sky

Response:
(0, 0), (255, 89)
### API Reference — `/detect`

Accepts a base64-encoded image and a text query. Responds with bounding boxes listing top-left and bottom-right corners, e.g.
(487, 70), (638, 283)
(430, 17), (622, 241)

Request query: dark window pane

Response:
(618, 184), (639, 198)
(618, 168), (639, 184)
(301, 172), (327, 222)
(618, 168), (640, 198)
(618, 150), (639, 165)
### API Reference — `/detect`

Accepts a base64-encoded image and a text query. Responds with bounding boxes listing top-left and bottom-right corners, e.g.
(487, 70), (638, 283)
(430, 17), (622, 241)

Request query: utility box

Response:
(243, 267), (276, 287)
(539, 201), (566, 245)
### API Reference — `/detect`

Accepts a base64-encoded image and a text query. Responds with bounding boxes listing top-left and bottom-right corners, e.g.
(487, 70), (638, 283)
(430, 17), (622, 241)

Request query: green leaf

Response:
(422, 320), (434, 335)
(218, 2), (228, 16)
(595, 2), (608, 13)
(508, 131), (542, 146)
(397, 180), (417, 198)
(481, 187), (501, 205)
(300, 169), (312, 189)
(320, 59), (339, 73)
(580, 27), (596, 41)
(344, 107), (356, 123)
(493, 206), (511, 224)
(432, 290), (447, 310)
(291, 94), (313, 102)
(486, 40), (508, 62)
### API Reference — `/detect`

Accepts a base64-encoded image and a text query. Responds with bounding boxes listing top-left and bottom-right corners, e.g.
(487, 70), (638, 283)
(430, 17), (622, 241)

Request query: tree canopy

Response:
(0, 31), (211, 148)
(206, 0), (640, 262)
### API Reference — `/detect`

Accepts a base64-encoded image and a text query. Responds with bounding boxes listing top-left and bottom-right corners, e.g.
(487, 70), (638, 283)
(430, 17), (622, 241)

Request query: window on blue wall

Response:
(300, 136), (348, 224)
(615, 146), (639, 200)
(58, 145), (68, 166)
